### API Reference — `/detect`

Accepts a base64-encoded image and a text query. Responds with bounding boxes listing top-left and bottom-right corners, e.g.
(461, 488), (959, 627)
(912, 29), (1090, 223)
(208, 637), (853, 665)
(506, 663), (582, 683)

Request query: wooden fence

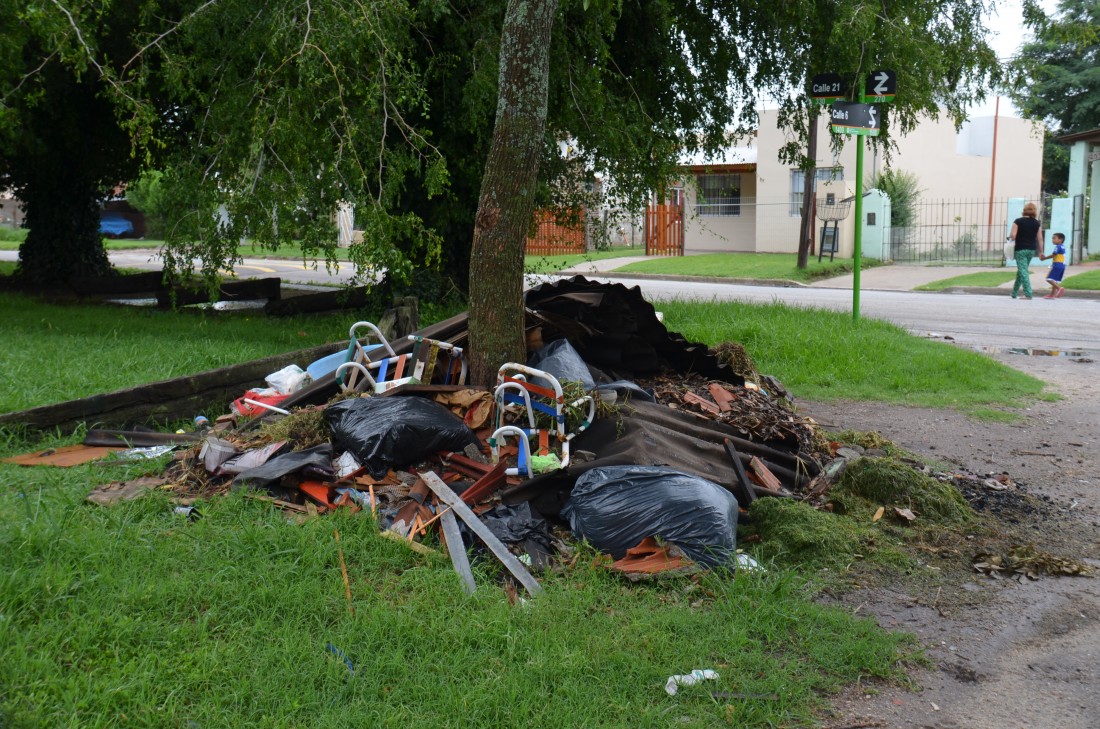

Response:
(645, 203), (684, 256)
(525, 209), (586, 256)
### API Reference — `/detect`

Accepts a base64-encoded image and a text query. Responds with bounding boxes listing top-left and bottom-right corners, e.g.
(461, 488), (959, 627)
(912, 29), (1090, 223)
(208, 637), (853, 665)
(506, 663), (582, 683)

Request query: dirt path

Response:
(799, 352), (1100, 729)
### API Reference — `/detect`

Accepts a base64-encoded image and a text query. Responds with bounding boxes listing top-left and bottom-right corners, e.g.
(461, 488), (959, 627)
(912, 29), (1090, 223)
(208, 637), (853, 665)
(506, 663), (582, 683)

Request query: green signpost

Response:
(813, 70), (896, 321)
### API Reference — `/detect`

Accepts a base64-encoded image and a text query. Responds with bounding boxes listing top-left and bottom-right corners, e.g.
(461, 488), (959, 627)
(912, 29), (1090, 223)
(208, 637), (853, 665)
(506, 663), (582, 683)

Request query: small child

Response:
(1039, 233), (1067, 299)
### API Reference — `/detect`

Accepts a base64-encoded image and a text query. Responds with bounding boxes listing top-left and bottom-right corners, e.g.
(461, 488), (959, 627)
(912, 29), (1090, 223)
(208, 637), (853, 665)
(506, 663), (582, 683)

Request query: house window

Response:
(789, 167), (844, 216)
(695, 174), (741, 216)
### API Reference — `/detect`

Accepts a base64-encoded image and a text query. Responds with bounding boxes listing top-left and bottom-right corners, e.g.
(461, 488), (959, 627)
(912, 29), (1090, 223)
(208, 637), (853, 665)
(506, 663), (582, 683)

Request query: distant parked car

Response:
(99, 212), (135, 238)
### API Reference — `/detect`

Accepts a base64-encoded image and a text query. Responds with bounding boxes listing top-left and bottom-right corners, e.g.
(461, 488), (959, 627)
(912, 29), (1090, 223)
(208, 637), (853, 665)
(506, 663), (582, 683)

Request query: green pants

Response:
(1012, 249), (1033, 299)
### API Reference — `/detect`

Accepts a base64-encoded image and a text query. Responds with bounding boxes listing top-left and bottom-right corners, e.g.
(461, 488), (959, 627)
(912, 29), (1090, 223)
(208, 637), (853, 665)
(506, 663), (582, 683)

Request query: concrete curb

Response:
(558, 270), (809, 288)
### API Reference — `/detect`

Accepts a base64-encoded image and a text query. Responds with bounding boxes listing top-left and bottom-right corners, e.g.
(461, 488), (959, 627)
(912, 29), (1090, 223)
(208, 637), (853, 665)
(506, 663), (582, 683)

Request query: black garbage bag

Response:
(561, 465), (739, 568)
(326, 396), (480, 479)
(233, 444), (334, 490)
(527, 338), (596, 390)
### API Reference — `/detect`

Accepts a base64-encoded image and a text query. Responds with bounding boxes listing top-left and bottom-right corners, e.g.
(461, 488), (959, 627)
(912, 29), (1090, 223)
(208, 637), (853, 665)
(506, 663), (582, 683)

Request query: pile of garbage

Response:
(11, 278), (1013, 592)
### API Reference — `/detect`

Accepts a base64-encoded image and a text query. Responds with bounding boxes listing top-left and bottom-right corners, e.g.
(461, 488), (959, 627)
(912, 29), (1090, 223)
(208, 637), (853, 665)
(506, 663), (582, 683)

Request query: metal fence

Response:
(889, 198), (1014, 264)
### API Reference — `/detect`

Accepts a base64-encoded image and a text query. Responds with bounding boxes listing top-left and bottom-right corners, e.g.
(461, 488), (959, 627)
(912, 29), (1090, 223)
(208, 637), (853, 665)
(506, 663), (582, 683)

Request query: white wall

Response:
(682, 172), (757, 252)
(685, 108), (1045, 256)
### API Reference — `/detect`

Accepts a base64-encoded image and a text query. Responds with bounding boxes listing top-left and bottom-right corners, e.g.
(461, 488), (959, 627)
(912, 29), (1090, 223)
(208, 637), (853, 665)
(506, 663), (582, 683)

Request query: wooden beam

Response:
(439, 507), (476, 594)
(420, 471), (543, 597)
(723, 438), (757, 508)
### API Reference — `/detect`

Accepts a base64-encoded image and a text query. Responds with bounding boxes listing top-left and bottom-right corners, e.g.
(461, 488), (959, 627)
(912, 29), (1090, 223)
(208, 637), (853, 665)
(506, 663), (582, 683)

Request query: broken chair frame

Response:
(489, 363), (595, 474)
(336, 321), (467, 394)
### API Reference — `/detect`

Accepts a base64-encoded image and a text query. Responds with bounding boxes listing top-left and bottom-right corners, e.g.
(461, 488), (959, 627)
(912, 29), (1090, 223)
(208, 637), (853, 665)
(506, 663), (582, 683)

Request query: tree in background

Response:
(1006, 0), (1099, 194)
(1007, 0), (1100, 135)
(124, 170), (169, 238)
(776, 0), (1001, 269)
(0, 0), (180, 283)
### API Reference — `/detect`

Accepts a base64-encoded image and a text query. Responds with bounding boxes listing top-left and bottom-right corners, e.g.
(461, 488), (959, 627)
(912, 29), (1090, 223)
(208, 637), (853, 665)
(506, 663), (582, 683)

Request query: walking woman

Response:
(1008, 201), (1044, 300)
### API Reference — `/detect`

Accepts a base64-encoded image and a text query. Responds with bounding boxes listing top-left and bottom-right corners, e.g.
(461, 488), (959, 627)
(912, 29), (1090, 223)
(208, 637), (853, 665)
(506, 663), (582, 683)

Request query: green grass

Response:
(615, 252), (878, 283)
(660, 298), (1047, 409)
(916, 266), (1100, 292)
(0, 435), (912, 728)
(0, 228), (28, 243)
(4, 288), (1046, 726)
(915, 270), (1016, 291)
(1064, 268), (1100, 290)
(0, 293), (366, 413)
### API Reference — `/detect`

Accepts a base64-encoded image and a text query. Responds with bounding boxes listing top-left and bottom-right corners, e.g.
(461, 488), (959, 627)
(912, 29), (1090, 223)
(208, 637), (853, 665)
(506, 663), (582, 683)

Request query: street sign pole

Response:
(853, 137), (864, 322)
(819, 69), (894, 321)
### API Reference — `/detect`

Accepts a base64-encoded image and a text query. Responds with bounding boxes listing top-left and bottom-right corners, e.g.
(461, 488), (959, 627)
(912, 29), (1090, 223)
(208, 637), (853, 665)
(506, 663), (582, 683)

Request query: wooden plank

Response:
(3, 444), (124, 467)
(459, 460), (509, 507)
(722, 438), (757, 508)
(439, 507), (476, 594)
(421, 470), (543, 597)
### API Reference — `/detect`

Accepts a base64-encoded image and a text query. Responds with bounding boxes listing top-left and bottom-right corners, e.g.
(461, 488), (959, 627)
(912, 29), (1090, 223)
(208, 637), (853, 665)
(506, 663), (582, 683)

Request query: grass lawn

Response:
(615, 252), (878, 283)
(0, 289), (1052, 726)
(915, 270), (1016, 291)
(0, 290), (931, 727)
(917, 266), (1100, 292)
(0, 233), (355, 261)
(0, 293), (362, 413)
(1063, 268), (1100, 290)
(659, 298), (1048, 410)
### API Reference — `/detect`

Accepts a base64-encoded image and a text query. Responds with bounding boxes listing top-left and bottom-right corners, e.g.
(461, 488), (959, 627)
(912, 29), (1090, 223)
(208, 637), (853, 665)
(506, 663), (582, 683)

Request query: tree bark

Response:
(467, 0), (560, 386)
(17, 171), (112, 283)
(796, 108), (819, 269)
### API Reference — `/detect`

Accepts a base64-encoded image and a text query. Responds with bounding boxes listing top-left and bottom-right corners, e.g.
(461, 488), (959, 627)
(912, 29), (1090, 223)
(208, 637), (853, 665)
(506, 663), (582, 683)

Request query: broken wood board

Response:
(86, 476), (169, 506)
(421, 470), (543, 597)
(707, 383), (737, 412)
(4, 444), (124, 467)
(439, 506), (476, 593)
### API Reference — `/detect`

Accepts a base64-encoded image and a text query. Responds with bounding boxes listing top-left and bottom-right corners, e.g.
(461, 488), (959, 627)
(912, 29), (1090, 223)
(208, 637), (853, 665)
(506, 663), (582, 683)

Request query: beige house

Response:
(680, 108), (1045, 258)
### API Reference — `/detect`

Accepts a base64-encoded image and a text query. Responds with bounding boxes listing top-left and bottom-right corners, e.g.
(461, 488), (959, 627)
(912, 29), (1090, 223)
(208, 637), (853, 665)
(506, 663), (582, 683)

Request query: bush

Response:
(125, 170), (169, 238)
(869, 168), (921, 228)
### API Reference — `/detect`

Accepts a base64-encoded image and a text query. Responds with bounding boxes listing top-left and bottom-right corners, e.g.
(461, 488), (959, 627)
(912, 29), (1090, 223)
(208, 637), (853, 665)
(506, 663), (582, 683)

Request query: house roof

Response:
(1057, 128), (1100, 144)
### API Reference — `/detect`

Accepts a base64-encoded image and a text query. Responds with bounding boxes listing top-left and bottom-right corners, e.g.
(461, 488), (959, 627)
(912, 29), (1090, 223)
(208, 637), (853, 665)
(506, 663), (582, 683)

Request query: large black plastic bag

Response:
(326, 396), (481, 478)
(527, 338), (596, 390)
(562, 465), (739, 568)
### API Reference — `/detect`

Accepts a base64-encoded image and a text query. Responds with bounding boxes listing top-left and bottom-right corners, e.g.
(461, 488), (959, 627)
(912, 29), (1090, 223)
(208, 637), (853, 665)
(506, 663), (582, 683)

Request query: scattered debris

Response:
(973, 544), (1094, 580)
(27, 278), (1081, 601)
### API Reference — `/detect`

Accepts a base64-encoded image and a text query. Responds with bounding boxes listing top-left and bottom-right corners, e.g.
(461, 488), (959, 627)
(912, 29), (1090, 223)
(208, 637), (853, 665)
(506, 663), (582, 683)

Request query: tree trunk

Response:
(17, 171), (112, 284)
(796, 108), (819, 269)
(467, 0), (560, 386)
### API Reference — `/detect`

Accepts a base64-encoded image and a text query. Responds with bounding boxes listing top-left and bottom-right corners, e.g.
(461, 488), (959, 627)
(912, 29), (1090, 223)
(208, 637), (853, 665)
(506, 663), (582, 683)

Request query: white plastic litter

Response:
(736, 553), (764, 572)
(265, 365), (312, 395)
(335, 451), (362, 478)
(664, 669), (719, 696)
